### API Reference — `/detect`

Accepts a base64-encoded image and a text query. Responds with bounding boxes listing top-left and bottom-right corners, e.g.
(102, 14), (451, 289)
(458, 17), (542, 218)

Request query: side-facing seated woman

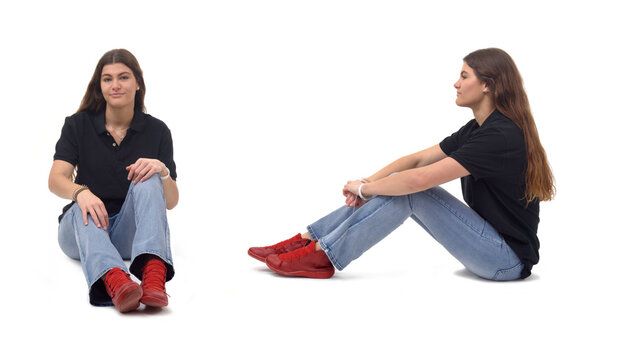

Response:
(249, 48), (554, 281)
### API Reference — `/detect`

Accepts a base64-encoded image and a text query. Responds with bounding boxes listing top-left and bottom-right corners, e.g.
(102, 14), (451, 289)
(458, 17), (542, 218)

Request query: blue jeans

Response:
(58, 176), (174, 306)
(308, 186), (523, 280)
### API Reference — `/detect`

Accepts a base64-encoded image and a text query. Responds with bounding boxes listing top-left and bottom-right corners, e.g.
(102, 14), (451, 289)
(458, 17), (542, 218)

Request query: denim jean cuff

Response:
(308, 224), (343, 271)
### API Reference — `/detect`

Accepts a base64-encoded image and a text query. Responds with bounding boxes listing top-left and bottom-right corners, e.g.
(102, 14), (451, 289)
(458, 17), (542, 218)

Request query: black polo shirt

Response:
(439, 110), (540, 278)
(54, 110), (177, 221)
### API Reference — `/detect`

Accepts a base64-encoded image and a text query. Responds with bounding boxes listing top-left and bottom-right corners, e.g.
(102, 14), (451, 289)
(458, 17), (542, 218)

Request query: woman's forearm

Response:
(49, 161), (82, 200)
(363, 169), (426, 197)
(49, 173), (81, 200)
(162, 176), (179, 210)
(358, 156), (469, 198)
(366, 154), (420, 182)
(366, 144), (446, 182)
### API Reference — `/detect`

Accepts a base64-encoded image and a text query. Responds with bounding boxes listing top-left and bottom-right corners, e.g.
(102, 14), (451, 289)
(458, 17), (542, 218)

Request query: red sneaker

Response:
(140, 259), (168, 307)
(248, 233), (309, 262)
(104, 268), (142, 313)
(265, 240), (335, 279)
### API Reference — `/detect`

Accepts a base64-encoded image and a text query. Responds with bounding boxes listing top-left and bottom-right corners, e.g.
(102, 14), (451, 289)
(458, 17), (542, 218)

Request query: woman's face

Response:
(100, 63), (139, 109)
(454, 62), (488, 108)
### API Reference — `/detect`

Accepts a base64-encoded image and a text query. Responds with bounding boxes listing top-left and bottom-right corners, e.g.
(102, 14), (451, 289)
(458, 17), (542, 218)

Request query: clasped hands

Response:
(343, 179), (369, 208)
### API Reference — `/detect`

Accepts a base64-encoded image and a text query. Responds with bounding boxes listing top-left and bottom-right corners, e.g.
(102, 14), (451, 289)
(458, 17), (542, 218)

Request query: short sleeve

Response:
(53, 117), (79, 166)
(440, 120), (475, 156)
(449, 128), (511, 181)
(440, 130), (460, 155)
(158, 126), (177, 180)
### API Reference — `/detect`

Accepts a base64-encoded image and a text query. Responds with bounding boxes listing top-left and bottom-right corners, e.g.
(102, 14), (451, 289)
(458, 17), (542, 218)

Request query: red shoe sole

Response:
(141, 288), (168, 307)
(114, 283), (143, 313)
(265, 262), (335, 279)
(140, 297), (168, 307)
(247, 249), (267, 263)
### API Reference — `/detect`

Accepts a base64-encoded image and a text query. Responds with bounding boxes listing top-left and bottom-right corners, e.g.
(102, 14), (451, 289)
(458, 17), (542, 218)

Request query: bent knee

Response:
(58, 237), (81, 260)
(129, 175), (163, 195)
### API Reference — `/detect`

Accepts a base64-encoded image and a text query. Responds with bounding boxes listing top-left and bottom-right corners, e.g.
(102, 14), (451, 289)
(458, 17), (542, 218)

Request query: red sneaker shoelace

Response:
(104, 268), (132, 297)
(142, 259), (167, 293)
(266, 233), (303, 249)
(279, 240), (315, 261)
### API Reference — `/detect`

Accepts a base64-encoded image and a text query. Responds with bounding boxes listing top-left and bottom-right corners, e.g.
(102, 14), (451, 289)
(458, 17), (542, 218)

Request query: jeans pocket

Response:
(493, 262), (524, 281)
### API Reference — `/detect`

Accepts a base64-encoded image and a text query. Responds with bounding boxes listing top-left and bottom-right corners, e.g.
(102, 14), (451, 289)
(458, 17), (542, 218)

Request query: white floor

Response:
(5, 185), (620, 359)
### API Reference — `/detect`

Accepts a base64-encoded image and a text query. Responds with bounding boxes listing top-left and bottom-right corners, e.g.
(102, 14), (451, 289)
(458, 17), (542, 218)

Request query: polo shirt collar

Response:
(130, 111), (147, 132)
(93, 109), (147, 134)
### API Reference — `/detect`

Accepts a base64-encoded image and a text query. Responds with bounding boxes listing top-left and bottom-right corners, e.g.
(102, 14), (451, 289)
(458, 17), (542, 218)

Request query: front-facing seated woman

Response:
(49, 49), (178, 312)
(249, 48), (554, 281)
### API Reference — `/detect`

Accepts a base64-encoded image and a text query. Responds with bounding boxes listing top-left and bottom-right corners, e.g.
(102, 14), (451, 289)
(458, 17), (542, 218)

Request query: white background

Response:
(1, 0), (620, 359)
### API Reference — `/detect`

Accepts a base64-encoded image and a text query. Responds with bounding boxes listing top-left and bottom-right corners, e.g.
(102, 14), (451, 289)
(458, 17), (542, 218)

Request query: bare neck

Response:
(105, 105), (134, 127)
(472, 98), (495, 126)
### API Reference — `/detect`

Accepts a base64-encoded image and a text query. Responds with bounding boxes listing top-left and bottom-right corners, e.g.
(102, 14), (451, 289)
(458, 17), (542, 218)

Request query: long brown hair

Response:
(77, 49), (146, 113)
(464, 48), (555, 203)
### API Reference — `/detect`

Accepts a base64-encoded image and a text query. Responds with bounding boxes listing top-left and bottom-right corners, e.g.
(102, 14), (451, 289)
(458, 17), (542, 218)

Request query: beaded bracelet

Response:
(72, 185), (89, 201)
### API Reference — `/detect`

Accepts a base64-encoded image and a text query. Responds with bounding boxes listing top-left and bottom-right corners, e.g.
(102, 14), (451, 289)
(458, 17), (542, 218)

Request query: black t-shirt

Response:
(439, 110), (539, 278)
(53, 110), (177, 220)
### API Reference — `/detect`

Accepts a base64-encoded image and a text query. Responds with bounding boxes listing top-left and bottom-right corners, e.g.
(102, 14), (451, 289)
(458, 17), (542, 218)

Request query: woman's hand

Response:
(126, 158), (168, 184)
(126, 158), (179, 210)
(343, 179), (368, 207)
(76, 190), (109, 229)
(344, 192), (367, 207)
